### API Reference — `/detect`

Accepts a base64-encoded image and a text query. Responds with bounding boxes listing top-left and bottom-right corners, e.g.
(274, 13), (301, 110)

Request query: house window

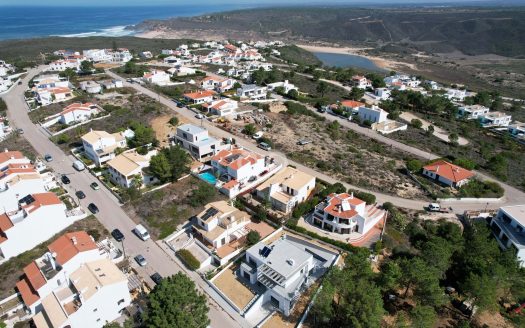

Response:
(118, 299), (125, 305)
(93, 308), (98, 312)
(96, 319), (101, 322)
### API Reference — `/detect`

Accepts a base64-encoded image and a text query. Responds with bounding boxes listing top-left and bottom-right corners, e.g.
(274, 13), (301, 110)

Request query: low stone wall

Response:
(438, 197), (504, 203)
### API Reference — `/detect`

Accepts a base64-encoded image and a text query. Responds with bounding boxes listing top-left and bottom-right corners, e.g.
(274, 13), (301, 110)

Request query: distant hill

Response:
(134, 6), (525, 57)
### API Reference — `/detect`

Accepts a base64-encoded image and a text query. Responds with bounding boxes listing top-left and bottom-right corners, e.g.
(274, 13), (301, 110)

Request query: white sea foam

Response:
(53, 25), (134, 38)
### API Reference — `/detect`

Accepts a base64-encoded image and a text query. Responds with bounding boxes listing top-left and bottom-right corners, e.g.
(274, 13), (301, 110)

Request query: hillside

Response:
(134, 6), (525, 58)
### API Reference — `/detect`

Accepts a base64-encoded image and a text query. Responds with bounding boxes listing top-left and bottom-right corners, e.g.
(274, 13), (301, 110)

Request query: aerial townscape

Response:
(0, 1), (525, 328)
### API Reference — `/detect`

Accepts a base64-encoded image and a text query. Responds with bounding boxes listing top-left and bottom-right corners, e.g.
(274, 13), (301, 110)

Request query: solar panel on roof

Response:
(18, 194), (35, 205)
(261, 246), (272, 257)
(201, 207), (219, 220)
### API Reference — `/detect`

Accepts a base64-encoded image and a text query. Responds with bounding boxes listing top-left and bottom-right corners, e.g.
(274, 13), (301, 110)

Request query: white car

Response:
(252, 131), (263, 139)
(195, 113), (204, 119)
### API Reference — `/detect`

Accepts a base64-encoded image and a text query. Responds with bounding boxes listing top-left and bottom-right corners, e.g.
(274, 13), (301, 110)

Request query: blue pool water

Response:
(199, 172), (217, 185)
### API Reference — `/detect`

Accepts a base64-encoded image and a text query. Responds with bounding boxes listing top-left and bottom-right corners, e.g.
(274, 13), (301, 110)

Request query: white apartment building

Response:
(357, 105), (388, 124)
(266, 80), (297, 94)
(48, 59), (81, 72)
(143, 69), (171, 86)
(256, 167), (315, 214)
(107, 151), (155, 188)
(16, 231), (103, 313)
(479, 111), (512, 127)
(202, 98), (238, 117)
(351, 75), (372, 89)
(108, 48), (133, 63)
(490, 205), (525, 267)
(174, 124), (225, 160)
(32, 258), (131, 328)
(458, 104), (490, 120)
(200, 76), (235, 93)
(82, 49), (112, 63)
(237, 84), (267, 100)
(311, 193), (386, 237)
(81, 130), (130, 166)
(191, 201), (251, 249)
(0, 193), (86, 260)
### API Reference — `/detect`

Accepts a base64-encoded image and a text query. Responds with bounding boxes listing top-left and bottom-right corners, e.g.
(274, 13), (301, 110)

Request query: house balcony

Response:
(491, 216), (525, 249)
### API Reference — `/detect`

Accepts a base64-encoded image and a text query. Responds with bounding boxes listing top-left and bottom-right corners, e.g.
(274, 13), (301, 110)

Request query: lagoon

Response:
(313, 52), (384, 72)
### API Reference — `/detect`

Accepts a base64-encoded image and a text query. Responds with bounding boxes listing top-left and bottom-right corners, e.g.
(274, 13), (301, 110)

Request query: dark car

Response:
(317, 107), (326, 113)
(44, 154), (53, 162)
(150, 272), (163, 285)
(87, 203), (99, 214)
(111, 229), (125, 242)
(75, 190), (86, 199)
(18, 81), (22, 85)
(90, 182), (100, 190)
(61, 175), (71, 184)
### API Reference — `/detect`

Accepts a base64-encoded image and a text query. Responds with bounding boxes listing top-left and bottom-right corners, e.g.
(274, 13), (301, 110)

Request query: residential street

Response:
(1, 67), (248, 328)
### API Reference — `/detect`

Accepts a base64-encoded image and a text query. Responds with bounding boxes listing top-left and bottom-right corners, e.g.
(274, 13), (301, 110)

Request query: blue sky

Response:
(0, 0), (496, 6)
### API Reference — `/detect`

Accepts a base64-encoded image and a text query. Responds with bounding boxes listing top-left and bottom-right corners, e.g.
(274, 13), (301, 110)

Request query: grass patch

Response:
(176, 249), (200, 270)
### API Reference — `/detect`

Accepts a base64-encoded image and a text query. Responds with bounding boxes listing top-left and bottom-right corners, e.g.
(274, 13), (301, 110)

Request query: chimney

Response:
(350, 192), (354, 199)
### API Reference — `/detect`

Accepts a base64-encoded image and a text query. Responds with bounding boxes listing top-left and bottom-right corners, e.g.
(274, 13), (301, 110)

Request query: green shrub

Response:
(176, 249), (200, 270)
(247, 231), (261, 245)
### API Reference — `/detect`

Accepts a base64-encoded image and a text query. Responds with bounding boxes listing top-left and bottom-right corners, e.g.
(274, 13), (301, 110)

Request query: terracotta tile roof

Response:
(21, 193), (62, 214)
(323, 193), (365, 219)
(341, 100), (365, 108)
(16, 278), (40, 306)
(47, 231), (97, 265)
(423, 160), (474, 183)
(0, 164), (37, 180)
(0, 213), (13, 232)
(184, 90), (216, 100)
(222, 179), (238, 190)
(60, 102), (97, 115)
(23, 262), (46, 290)
(0, 150), (24, 165)
(211, 148), (261, 171)
(51, 87), (71, 95)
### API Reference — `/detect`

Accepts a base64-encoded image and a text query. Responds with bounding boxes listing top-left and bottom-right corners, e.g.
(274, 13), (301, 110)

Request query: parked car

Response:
(87, 203), (99, 214)
(18, 81), (22, 85)
(133, 224), (150, 241)
(75, 190), (86, 199)
(16, 128), (24, 134)
(317, 107), (326, 113)
(61, 175), (71, 184)
(111, 229), (125, 242)
(134, 254), (147, 267)
(44, 154), (53, 162)
(252, 131), (263, 139)
(73, 160), (85, 171)
(427, 203), (451, 213)
(150, 272), (163, 284)
(90, 182), (100, 190)
(297, 139), (310, 145)
(258, 142), (272, 151)
(195, 113), (204, 119)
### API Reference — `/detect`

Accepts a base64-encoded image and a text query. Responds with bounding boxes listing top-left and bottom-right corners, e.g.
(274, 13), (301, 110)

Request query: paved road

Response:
(1, 67), (248, 328)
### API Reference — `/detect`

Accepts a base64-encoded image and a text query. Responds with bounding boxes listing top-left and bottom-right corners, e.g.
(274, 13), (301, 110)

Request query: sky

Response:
(0, 0), (505, 6)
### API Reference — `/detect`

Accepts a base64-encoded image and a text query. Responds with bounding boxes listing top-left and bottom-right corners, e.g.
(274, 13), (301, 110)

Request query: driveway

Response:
(1, 66), (248, 328)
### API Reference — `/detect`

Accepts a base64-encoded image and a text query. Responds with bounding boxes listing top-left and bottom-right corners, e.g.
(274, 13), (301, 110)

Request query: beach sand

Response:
(297, 44), (416, 71)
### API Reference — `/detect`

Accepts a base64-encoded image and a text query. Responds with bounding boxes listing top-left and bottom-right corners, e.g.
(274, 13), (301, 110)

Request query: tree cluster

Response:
(148, 145), (190, 183)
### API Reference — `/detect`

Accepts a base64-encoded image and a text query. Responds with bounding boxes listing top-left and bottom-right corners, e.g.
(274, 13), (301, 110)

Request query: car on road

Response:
(133, 224), (151, 241)
(44, 154), (53, 162)
(252, 131), (263, 140)
(87, 203), (99, 214)
(195, 113), (204, 119)
(134, 254), (147, 267)
(90, 182), (100, 190)
(61, 175), (71, 184)
(150, 272), (163, 284)
(75, 190), (86, 199)
(317, 107), (326, 113)
(297, 139), (310, 145)
(258, 142), (272, 151)
(111, 229), (125, 242)
(18, 80), (22, 85)
(73, 160), (85, 171)
(16, 128), (24, 134)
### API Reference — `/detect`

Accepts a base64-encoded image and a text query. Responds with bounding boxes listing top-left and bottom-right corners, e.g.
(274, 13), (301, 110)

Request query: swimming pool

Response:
(199, 172), (217, 185)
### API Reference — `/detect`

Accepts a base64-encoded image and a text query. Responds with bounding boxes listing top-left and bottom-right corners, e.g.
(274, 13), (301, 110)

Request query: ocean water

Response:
(0, 5), (253, 40)
(313, 52), (384, 72)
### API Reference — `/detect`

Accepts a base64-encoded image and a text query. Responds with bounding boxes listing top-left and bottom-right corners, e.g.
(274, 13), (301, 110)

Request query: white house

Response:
(490, 205), (525, 267)
(508, 122), (525, 137)
(445, 88), (467, 101)
(374, 88), (391, 100)
(139, 51), (153, 59)
(191, 201), (251, 249)
(107, 150), (156, 188)
(16, 231), (106, 313)
(48, 59), (81, 72)
(458, 104), (490, 119)
(35, 87), (74, 106)
(311, 193), (386, 237)
(239, 235), (336, 316)
(174, 66), (196, 76)
(237, 84), (267, 100)
(108, 48), (132, 63)
(202, 99), (238, 117)
(82, 49), (112, 62)
(81, 130), (130, 166)
(351, 75), (372, 89)
(266, 80), (297, 94)
(340, 100), (365, 113)
(161, 49), (175, 55)
(183, 90), (216, 105)
(143, 69), (171, 86)
(479, 111), (512, 127)
(58, 102), (102, 125)
(32, 258), (131, 328)
(99, 79), (123, 90)
(0, 193), (86, 260)
(79, 81), (101, 94)
(255, 167), (315, 214)
(357, 105), (388, 124)
(200, 76), (235, 93)
(174, 124), (225, 160)
(422, 160), (474, 188)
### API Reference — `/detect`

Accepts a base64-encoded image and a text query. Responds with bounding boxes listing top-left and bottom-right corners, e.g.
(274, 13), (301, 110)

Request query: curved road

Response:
(1, 67), (248, 328)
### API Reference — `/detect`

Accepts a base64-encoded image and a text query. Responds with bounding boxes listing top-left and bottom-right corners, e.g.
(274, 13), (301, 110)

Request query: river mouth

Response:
(313, 52), (385, 72)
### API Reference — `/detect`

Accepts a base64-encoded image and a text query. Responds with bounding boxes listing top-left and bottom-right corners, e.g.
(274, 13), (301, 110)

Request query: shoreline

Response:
(297, 44), (416, 71)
